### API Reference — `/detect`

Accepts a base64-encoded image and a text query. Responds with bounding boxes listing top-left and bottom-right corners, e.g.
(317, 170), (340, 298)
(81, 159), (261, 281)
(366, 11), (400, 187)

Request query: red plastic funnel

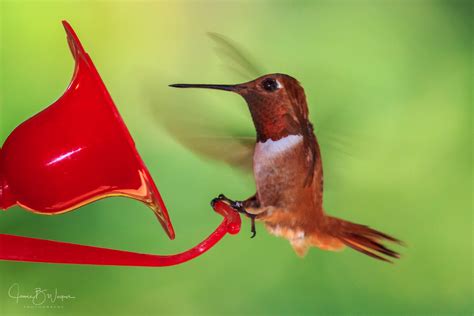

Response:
(0, 21), (174, 239)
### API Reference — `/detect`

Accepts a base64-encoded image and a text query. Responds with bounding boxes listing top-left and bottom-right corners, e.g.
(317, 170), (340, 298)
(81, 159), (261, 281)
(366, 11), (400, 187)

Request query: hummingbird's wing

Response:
(146, 85), (256, 173)
(143, 33), (262, 173)
(158, 125), (255, 173)
(207, 32), (264, 80)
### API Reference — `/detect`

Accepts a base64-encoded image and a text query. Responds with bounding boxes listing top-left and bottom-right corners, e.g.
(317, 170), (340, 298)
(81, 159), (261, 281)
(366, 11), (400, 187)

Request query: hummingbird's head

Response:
(170, 73), (310, 142)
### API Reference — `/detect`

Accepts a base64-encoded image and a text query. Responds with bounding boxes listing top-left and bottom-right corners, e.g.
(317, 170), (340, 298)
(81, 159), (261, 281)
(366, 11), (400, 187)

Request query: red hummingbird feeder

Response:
(0, 21), (241, 266)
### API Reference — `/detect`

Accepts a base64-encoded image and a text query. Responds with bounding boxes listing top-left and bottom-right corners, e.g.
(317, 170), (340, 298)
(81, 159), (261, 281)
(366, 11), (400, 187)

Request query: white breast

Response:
(254, 134), (303, 159)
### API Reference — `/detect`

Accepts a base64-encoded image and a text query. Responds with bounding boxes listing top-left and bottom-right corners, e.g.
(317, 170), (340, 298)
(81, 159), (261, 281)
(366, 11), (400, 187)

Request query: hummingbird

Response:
(170, 74), (402, 262)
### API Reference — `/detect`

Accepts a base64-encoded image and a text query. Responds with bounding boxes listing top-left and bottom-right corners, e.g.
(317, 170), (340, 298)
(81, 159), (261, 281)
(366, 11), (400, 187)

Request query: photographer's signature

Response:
(8, 283), (76, 307)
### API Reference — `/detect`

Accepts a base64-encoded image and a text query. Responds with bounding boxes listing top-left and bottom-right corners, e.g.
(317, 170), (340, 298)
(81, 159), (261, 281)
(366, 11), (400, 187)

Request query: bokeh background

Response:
(0, 1), (471, 315)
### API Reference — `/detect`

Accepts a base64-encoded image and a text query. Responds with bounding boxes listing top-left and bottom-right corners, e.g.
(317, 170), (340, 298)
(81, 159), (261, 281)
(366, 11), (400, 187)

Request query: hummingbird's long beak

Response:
(169, 83), (237, 91)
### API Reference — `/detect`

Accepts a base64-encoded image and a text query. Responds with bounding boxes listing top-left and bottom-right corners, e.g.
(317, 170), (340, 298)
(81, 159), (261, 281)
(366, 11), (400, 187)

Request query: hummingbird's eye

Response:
(261, 78), (280, 92)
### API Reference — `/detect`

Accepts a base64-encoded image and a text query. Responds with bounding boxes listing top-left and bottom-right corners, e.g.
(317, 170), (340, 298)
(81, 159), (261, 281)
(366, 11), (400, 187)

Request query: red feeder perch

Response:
(0, 21), (241, 266)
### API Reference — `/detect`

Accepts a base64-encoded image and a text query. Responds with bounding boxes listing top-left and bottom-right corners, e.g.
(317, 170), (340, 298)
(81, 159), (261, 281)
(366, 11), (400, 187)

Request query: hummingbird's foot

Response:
(216, 194), (257, 238)
(217, 194), (245, 213)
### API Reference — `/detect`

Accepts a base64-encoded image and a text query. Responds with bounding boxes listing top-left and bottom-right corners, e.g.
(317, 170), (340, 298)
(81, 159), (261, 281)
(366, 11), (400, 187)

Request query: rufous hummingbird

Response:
(170, 74), (402, 262)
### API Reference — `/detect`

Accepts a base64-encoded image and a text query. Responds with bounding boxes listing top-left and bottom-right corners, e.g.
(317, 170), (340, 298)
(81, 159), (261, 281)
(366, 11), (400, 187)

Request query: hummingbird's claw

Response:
(214, 194), (257, 238)
(250, 215), (257, 238)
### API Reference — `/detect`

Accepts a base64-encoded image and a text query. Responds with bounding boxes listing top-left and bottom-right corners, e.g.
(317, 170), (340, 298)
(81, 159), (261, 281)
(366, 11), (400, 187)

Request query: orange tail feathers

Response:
(326, 216), (403, 263)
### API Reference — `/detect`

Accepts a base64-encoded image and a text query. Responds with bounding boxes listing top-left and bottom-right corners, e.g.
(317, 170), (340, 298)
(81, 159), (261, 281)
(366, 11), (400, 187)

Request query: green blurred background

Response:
(0, 1), (471, 315)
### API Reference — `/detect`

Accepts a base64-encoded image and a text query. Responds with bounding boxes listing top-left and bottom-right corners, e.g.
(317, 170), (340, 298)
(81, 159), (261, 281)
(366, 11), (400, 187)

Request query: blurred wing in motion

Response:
(145, 33), (267, 173)
(146, 82), (256, 173)
(160, 117), (255, 173)
(208, 32), (264, 80)
(181, 135), (255, 172)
